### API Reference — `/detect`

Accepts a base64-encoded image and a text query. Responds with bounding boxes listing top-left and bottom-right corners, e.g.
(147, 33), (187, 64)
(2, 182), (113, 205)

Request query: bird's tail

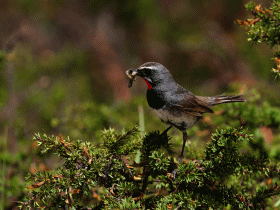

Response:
(208, 95), (246, 106)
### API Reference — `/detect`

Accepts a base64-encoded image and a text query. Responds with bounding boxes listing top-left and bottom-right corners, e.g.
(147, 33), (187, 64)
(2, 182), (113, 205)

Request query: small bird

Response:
(126, 62), (245, 163)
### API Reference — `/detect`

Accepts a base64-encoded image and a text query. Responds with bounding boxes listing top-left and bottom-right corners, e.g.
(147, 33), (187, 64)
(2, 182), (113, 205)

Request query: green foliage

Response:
(19, 127), (280, 209)
(211, 89), (280, 161)
(239, 0), (280, 77)
(205, 128), (253, 180)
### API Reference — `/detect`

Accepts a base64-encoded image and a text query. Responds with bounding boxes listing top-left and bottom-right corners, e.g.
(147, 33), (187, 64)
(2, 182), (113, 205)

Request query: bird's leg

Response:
(179, 131), (188, 164)
(160, 125), (172, 136)
(171, 131), (188, 180)
(160, 126), (173, 146)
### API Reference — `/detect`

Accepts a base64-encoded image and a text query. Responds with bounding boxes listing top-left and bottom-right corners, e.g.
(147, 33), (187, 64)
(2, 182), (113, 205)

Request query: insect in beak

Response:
(126, 69), (137, 88)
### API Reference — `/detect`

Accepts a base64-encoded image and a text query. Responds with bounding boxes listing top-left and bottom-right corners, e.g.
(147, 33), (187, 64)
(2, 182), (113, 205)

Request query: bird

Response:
(126, 62), (245, 164)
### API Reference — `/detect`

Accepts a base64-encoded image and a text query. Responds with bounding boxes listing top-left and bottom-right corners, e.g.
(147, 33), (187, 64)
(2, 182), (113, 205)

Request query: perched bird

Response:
(126, 62), (245, 163)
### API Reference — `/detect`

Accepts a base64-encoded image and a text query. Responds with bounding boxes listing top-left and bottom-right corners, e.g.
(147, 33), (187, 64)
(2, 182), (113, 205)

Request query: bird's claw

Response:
(169, 169), (178, 181)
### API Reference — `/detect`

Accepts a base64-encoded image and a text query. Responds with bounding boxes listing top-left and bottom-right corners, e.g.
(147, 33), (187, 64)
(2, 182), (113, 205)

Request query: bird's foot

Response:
(169, 169), (178, 181)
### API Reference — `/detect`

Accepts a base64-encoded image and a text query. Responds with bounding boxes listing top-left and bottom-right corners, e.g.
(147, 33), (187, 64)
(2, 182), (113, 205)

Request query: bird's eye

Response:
(142, 68), (152, 76)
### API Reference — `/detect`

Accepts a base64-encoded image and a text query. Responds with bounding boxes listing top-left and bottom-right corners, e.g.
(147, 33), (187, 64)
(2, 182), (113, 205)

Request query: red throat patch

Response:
(143, 78), (152, 90)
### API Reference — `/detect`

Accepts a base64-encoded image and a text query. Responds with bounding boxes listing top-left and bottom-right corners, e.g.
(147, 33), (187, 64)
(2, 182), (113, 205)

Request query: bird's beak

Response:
(126, 69), (138, 88)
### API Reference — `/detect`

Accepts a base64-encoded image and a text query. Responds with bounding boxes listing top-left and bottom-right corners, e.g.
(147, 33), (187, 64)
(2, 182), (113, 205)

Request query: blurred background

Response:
(1, 0), (280, 208)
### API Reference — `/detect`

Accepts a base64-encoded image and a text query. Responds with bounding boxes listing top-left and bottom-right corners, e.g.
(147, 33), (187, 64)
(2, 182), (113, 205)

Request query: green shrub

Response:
(19, 127), (280, 209)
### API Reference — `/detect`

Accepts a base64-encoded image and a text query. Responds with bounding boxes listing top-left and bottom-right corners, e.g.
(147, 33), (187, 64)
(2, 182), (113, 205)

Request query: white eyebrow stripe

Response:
(138, 66), (154, 70)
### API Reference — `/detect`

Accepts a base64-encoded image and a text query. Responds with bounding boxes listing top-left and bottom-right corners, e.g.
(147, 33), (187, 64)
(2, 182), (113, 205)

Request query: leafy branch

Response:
(238, 0), (280, 77)
(19, 127), (280, 209)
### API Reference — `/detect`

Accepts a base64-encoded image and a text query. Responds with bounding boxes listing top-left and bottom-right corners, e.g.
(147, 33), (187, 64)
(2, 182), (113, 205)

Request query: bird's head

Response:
(126, 62), (174, 89)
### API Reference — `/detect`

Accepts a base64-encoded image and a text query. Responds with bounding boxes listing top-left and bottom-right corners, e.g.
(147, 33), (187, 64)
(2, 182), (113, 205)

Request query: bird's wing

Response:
(171, 86), (213, 117)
